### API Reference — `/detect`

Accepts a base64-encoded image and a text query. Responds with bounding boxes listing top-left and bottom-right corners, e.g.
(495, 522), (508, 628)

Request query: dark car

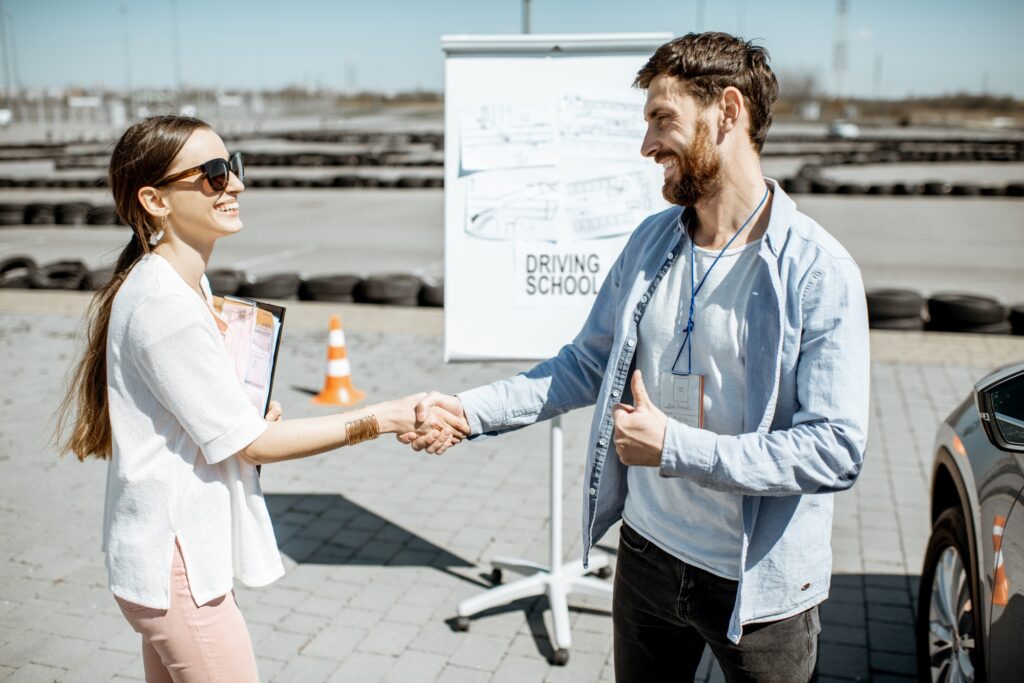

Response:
(918, 361), (1024, 681)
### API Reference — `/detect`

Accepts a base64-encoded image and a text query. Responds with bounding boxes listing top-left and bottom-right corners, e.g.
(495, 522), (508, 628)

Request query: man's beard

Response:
(660, 119), (721, 207)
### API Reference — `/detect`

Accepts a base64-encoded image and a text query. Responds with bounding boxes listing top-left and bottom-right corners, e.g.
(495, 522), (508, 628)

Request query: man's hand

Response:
(396, 391), (468, 456)
(613, 371), (667, 467)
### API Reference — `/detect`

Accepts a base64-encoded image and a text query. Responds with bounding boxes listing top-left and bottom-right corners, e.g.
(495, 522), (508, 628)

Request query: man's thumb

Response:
(631, 370), (652, 408)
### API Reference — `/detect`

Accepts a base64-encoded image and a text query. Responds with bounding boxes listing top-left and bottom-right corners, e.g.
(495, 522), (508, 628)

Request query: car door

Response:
(988, 486), (1024, 681)
(975, 364), (1024, 679)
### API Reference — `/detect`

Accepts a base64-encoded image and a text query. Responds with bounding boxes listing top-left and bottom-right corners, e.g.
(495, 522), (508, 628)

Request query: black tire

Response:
(237, 272), (301, 300)
(866, 288), (924, 320)
(55, 201), (92, 225)
(810, 179), (838, 195)
(951, 183), (981, 197)
(1010, 305), (1024, 335)
(30, 259), (88, 290)
(1006, 182), (1024, 197)
(928, 293), (1007, 327)
(922, 181), (953, 196)
(358, 274), (422, 305)
(891, 182), (921, 196)
(552, 649), (570, 666)
(836, 183), (867, 195)
(0, 255), (37, 288)
(866, 184), (894, 196)
(25, 203), (56, 225)
(0, 202), (26, 226)
(979, 185), (1007, 197)
(418, 278), (444, 307)
(300, 274), (363, 302)
(916, 508), (984, 682)
(206, 269), (244, 296)
(870, 316), (925, 331)
(396, 176), (427, 189)
(454, 617), (470, 632)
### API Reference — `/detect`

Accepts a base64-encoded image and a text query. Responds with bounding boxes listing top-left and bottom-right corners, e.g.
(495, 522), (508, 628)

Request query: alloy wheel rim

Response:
(928, 545), (976, 682)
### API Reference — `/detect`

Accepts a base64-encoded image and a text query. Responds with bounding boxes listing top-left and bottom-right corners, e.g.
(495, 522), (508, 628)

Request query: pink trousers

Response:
(114, 542), (259, 683)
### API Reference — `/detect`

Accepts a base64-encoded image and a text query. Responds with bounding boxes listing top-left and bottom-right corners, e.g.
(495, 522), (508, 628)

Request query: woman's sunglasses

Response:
(153, 152), (244, 193)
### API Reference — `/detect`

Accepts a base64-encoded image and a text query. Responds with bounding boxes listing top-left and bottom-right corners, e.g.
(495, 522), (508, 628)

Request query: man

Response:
(403, 32), (869, 682)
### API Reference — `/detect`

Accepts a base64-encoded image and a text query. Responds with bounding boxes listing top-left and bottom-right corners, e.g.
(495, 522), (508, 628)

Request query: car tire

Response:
(866, 288), (924, 320)
(0, 255), (37, 288)
(916, 507), (985, 683)
(30, 259), (88, 290)
(300, 274), (363, 302)
(419, 278), (444, 307)
(237, 272), (301, 300)
(358, 274), (422, 306)
(929, 293), (1008, 328)
(1010, 305), (1024, 335)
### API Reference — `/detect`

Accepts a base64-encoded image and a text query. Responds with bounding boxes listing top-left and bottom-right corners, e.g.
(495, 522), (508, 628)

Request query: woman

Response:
(57, 115), (465, 682)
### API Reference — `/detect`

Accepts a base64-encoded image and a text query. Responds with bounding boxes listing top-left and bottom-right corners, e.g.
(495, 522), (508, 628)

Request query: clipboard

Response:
(211, 295), (286, 417)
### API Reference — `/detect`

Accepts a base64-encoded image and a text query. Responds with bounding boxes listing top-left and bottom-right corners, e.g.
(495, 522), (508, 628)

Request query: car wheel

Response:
(917, 507), (984, 682)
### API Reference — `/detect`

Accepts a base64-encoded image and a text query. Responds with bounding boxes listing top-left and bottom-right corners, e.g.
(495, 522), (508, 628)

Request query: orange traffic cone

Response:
(993, 515), (1009, 607)
(312, 315), (366, 407)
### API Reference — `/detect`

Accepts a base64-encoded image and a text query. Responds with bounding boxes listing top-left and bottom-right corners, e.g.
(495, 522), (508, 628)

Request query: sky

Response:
(3, 0), (1022, 99)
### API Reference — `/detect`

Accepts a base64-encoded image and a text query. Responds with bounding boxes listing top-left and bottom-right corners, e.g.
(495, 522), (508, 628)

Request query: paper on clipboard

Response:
(212, 296), (285, 417)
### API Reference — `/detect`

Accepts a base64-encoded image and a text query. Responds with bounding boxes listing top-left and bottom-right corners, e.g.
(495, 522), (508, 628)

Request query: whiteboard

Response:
(442, 33), (672, 361)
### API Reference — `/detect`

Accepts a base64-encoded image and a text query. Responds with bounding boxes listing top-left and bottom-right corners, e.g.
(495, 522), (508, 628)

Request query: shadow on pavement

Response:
(265, 493), (473, 573)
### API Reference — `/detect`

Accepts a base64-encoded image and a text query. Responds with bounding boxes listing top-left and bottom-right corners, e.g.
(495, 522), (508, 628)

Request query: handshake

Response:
(388, 391), (471, 456)
(382, 371), (667, 465)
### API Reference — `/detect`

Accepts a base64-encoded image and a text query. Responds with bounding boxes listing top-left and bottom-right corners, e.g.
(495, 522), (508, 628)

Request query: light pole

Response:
(170, 0), (182, 104)
(120, 5), (133, 117)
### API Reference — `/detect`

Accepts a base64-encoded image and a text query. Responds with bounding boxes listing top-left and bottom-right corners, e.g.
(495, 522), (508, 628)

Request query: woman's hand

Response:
(265, 401), (283, 422)
(379, 392), (470, 441)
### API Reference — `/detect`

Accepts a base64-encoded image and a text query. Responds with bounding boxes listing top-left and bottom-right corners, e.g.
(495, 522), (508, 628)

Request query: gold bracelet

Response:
(346, 415), (380, 445)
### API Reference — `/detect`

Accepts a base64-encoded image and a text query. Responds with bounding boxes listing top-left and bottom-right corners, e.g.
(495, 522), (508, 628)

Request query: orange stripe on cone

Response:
(993, 514), (1009, 608)
(312, 315), (366, 407)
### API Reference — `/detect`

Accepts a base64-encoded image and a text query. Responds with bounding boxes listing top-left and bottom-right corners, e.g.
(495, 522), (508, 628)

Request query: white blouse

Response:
(102, 253), (284, 608)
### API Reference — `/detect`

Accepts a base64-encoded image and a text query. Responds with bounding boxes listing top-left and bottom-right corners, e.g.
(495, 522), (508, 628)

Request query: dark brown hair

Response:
(57, 115), (208, 460)
(634, 32), (778, 153)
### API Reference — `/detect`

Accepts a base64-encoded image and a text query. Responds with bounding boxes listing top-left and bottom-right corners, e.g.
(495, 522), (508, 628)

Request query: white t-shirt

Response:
(623, 236), (761, 580)
(102, 253), (284, 608)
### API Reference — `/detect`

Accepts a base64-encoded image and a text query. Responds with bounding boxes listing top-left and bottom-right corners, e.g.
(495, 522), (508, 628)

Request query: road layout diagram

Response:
(459, 90), (665, 242)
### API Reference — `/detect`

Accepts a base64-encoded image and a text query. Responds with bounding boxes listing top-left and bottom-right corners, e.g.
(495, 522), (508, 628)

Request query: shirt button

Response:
(598, 438), (608, 447)
(611, 389), (621, 398)
(589, 487), (598, 496)
(641, 295), (649, 303)
(626, 339), (636, 347)
(667, 252), (675, 260)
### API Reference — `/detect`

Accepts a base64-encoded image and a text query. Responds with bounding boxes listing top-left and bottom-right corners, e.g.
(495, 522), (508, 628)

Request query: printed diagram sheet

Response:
(563, 161), (662, 239)
(465, 168), (560, 242)
(558, 90), (648, 159)
(460, 102), (557, 171)
(458, 90), (664, 242)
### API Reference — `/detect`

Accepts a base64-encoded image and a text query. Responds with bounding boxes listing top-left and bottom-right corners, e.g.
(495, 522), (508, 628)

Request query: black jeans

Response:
(613, 523), (820, 683)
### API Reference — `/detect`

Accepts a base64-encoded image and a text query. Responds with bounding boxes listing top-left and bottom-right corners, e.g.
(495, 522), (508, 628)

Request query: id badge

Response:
(660, 372), (704, 428)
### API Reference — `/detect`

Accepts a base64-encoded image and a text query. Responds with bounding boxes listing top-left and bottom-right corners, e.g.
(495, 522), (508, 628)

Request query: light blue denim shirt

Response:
(458, 179), (870, 642)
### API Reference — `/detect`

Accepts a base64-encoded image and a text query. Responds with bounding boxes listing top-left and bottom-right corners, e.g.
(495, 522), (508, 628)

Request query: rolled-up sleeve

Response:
(126, 293), (267, 464)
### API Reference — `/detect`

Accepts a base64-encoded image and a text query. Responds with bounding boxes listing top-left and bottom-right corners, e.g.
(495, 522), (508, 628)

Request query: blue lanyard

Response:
(672, 186), (770, 376)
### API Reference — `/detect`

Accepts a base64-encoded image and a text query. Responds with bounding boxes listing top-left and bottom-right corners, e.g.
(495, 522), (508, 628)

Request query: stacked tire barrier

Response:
(1, 257), (446, 308)
(866, 288), (1022, 335)
(0, 202), (122, 225)
(783, 169), (1024, 197)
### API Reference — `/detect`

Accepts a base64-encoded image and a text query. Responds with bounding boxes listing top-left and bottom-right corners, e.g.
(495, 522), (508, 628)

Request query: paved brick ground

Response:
(2, 292), (1023, 682)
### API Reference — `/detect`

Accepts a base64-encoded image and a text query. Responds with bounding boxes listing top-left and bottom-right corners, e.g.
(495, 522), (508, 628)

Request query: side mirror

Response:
(975, 363), (1024, 453)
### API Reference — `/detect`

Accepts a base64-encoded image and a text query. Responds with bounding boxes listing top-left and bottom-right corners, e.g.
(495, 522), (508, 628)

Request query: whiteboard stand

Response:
(453, 416), (613, 666)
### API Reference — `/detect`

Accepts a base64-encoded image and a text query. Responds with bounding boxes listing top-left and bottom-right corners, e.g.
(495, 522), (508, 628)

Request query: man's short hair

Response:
(634, 32), (779, 154)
